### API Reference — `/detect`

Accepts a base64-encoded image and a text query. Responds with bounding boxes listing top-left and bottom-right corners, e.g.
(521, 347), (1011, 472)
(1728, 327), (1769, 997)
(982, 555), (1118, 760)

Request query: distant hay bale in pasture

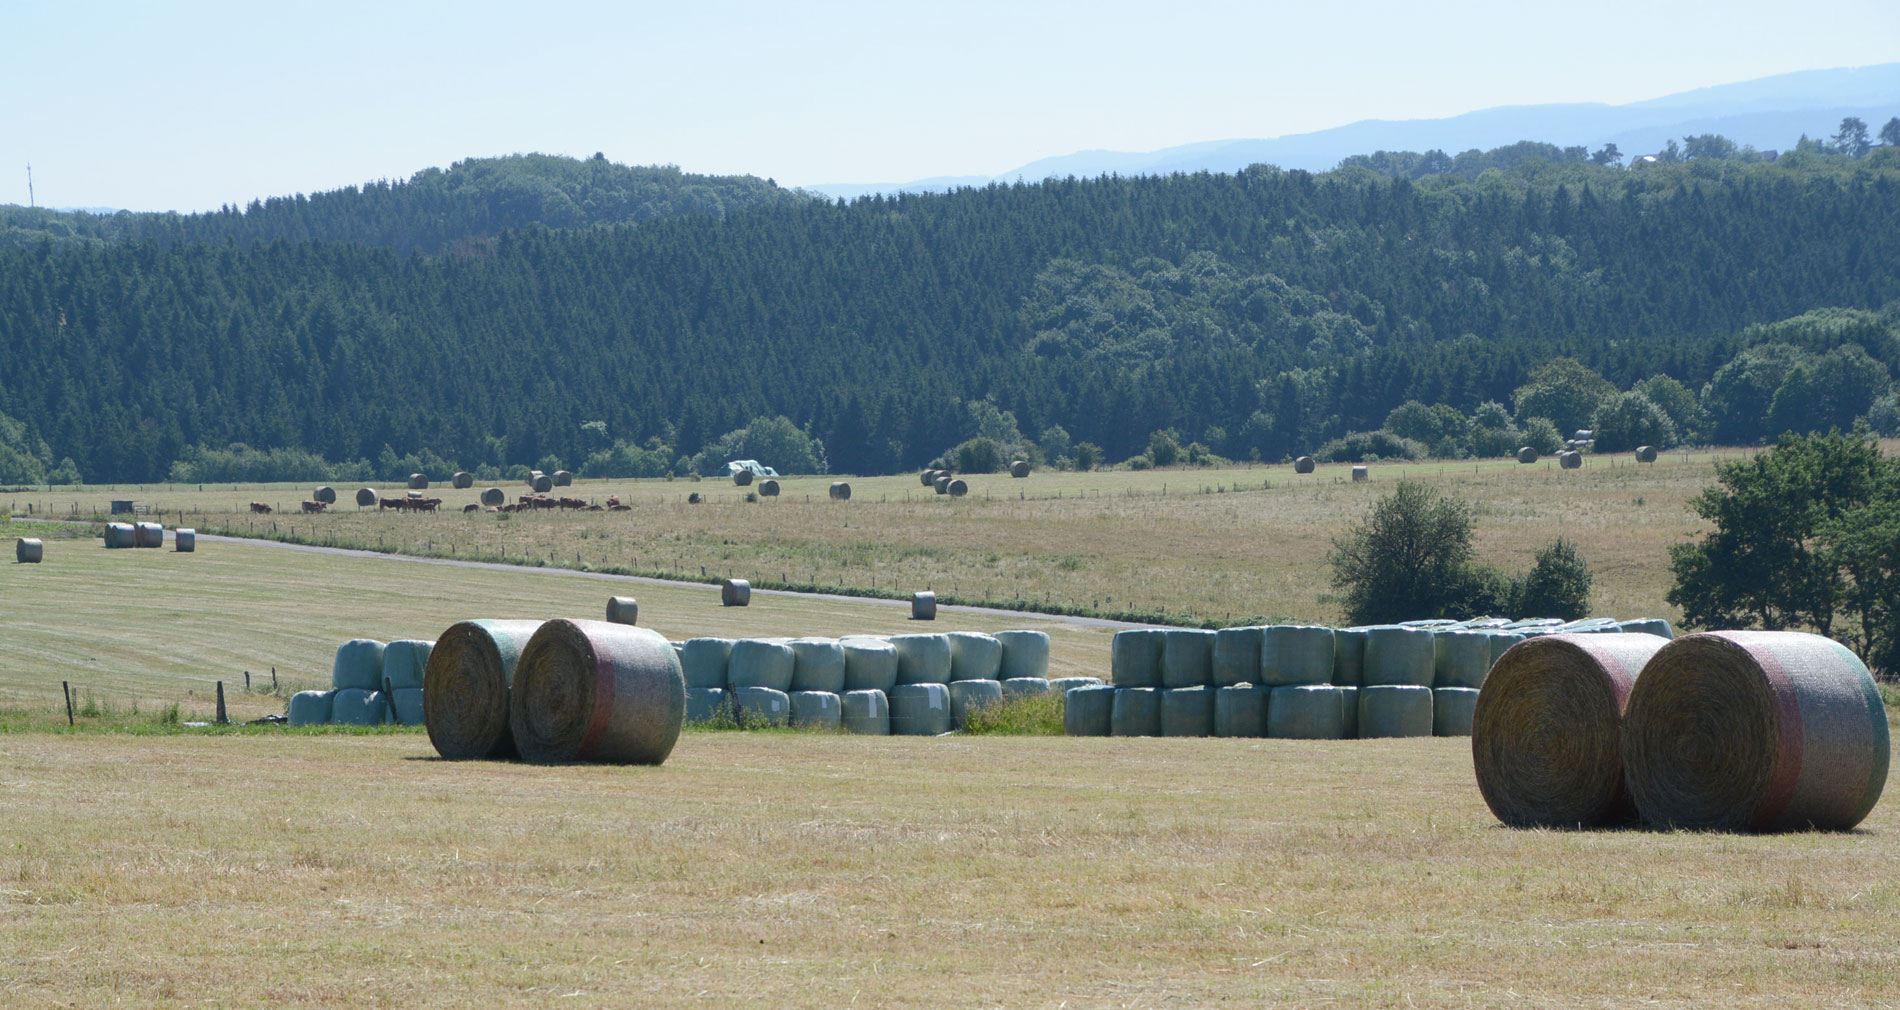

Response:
(1267, 685), (1346, 739)
(1516, 447), (1538, 464)
(734, 685), (791, 727)
(891, 633), (952, 684)
(733, 469), (753, 486)
(313, 486), (337, 504)
(1161, 629), (1216, 688)
(728, 639), (796, 691)
(829, 481), (852, 500)
(423, 619), (544, 760)
(1351, 465), (1369, 483)
(382, 639), (434, 691)
(920, 469), (940, 486)
(841, 689), (891, 734)
(510, 619), (685, 765)
(758, 479), (780, 497)
(480, 487), (504, 506)
(1358, 685), (1434, 738)
(946, 478), (968, 497)
(934, 476), (952, 495)
(1009, 460), (1030, 477)
(287, 689), (334, 726)
(911, 590), (936, 620)
(1213, 626), (1264, 687)
(1001, 678), (1051, 702)
(103, 523), (135, 549)
(679, 638), (735, 690)
(994, 630), (1050, 680)
(685, 687), (728, 724)
(528, 470), (545, 486)
(790, 690), (843, 730)
(1622, 631), (1890, 832)
(1560, 451), (1582, 469)
(531, 474), (553, 493)
(721, 578), (751, 606)
(408, 473), (429, 490)
(1064, 684), (1116, 735)
(841, 638), (899, 692)
(1160, 686), (1216, 737)
(1433, 687), (1479, 736)
(330, 688), (388, 726)
(1110, 628), (1165, 687)
(553, 470), (572, 487)
(1110, 687), (1162, 737)
(134, 522), (164, 548)
(1262, 625), (1336, 686)
(889, 682), (952, 735)
(1215, 684), (1269, 737)
(16, 538), (43, 563)
(948, 679), (1004, 728)
(356, 487), (379, 507)
(605, 596), (639, 625)
(452, 471), (474, 489)
(947, 631), (1003, 681)
(1635, 445), (1659, 463)
(790, 638), (847, 693)
(1294, 456), (1316, 474)
(332, 639), (387, 691)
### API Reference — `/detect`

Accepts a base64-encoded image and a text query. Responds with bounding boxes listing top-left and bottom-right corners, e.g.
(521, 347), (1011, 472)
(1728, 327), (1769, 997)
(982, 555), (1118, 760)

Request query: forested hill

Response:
(1, 144), (1899, 483)
(0, 154), (812, 254)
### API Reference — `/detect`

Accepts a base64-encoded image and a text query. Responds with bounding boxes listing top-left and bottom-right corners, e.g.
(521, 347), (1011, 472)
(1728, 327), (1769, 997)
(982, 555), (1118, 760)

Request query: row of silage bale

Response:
(287, 637), (436, 728)
(674, 629), (1055, 735)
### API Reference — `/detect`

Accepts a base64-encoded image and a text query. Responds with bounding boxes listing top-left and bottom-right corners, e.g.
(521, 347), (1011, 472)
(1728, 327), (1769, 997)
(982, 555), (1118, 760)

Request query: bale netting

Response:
(1433, 687), (1479, 736)
(553, 470), (573, 487)
(1560, 451), (1582, 469)
(790, 638), (847, 693)
(1359, 685), (1434, 738)
(1433, 630), (1493, 689)
(946, 479), (968, 497)
(995, 630), (1051, 680)
(759, 479), (780, 497)
(391, 688), (426, 727)
(685, 687), (728, 724)
(1351, 465), (1369, 483)
(841, 689), (890, 734)
(721, 578), (751, 607)
(287, 690), (333, 726)
(1262, 625), (1335, 686)
(1162, 629), (1215, 688)
(313, 486), (337, 504)
(1294, 456), (1316, 474)
(680, 638), (734, 689)
(509, 619), (685, 765)
(408, 473), (430, 490)
(531, 474), (554, 493)
(331, 688), (387, 726)
(1516, 447), (1538, 464)
(16, 538), (42, 563)
(1111, 628), (1165, 687)
(333, 639), (387, 691)
(1635, 445), (1659, 463)
(790, 690), (842, 730)
(1161, 686), (1216, 737)
(729, 639), (796, 691)
(423, 619), (545, 760)
(1213, 626), (1263, 687)
(892, 633), (952, 684)
(357, 487), (379, 507)
(134, 522), (164, 548)
(103, 523), (134, 549)
(605, 596), (639, 626)
(1111, 687), (1162, 737)
(1001, 678), (1050, 702)
(1065, 684), (1115, 736)
(452, 471), (474, 489)
(1364, 627), (1435, 686)
(910, 591), (937, 621)
(948, 679), (1003, 728)
(947, 631), (1003, 681)
(841, 637), (899, 692)
(733, 469), (754, 486)
(735, 686), (790, 727)
(382, 639), (434, 691)
(1332, 628), (1367, 686)
(1622, 631), (1890, 832)
(480, 487), (505, 507)
(1009, 460), (1030, 478)
(890, 682), (951, 735)
(1268, 685), (1345, 739)
(1215, 684), (1268, 737)
(829, 481), (852, 500)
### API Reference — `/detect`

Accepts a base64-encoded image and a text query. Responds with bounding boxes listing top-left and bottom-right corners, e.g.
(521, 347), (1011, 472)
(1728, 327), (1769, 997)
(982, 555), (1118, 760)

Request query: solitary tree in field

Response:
(1329, 482), (1475, 625)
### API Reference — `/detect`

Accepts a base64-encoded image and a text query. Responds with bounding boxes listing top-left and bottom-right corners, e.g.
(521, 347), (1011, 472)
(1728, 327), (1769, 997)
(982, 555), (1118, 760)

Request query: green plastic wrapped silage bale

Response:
(790, 691), (842, 730)
(1111, 629), (1164, 687)
(1432, 687), (1479, 736)
(332, 639), (387, 691)
(1332, 628), (1368, 686)
(382, 639), (434, 691)
(994, 630), (1051, 680)
(734, 686), (790, 726)
(889, 683), (952, 735)
(1487, 632), (1526, 667)
(331, 688), (387, 726)
(287, 690), (334, 726)
(1433, 630), (1493, 689)
(840, 689), (890, 734)
(1064, 684), (1115, 736)
(1359, 685), (1434, 737)
(1261, 625), (1336, 686)
(1048, 676), (1103, 694)
(1213, 627), (1264, 686)
(1162, 629), (1215, 688)
(1339, 685), (1359, 737)
(948, 679), (1004, 728)
(1617, 618), (1675, 639)
(680, 638), (734, 690)
(891, 634), (952, 684)
(1110, 687), (1162, 737)
(946, 632), (1004, 681)
(840, 638), (899, 692)
(1267, 685), (1346, 739)
(1001, 678), (1051, 702)
(1214, 684), (1268, 737)
(390, 688), (425, 726)
(1160, 686), (1216, 737)
(729, 639), (796, 691)
(790, 638), (847, 693)
(1363, 627), (1435, 686)
(684, 687), (728, 724)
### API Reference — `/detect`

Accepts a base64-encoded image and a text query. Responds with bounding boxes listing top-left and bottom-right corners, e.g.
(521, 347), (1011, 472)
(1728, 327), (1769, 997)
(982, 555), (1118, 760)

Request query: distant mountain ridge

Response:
(804, 63), (1900, 198)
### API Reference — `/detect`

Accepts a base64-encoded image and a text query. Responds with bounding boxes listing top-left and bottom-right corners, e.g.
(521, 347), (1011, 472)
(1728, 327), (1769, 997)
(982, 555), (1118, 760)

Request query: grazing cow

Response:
(463, 503), (479, 513)
(301, 500), (326, 513)
(413, 498), (442, 513)
(250, 502), (272, 514)
(609, 503), (631, 511)
(379, 498), (403, 510)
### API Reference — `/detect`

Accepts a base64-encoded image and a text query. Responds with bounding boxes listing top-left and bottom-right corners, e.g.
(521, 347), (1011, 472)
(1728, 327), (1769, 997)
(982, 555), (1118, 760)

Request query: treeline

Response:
(2, 143), (1900, 483)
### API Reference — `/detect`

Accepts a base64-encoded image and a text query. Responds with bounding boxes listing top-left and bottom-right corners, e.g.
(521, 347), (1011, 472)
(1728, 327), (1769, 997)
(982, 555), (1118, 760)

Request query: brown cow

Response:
(463, 503), (479, 513)
(250, 502), (272, 514)
(301, 500), (326, 513)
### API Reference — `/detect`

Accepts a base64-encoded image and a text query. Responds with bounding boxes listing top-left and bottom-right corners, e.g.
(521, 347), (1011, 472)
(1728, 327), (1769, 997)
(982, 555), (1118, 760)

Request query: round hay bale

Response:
(1294, 455), (1316, 474)
(911, 590), (937, 621)
(1350, 465), (1370, 483)
(16, 537), (43, 563)
(103, 522), (134, 549)
(510, 619), (685, 764)
(531, 474), (553, 493)
(408, 473), (429, 490)
(1622, 631), (1890, 832)
(452, 471), (474, 489)
(1261, 625), (1336, 686)
(331, 688), (387, 726)
(1110, 687), (1162, 737)
(948, 679), (1004, 728)
(1267, 685), (1346, 739)
(994, 630), (1050, 680)
(1358, 685), (1434, 738)
(1559, 451), (1582, 469)
(1160, 686), (1216, 737)
(1332, 628), (1368, 686)
(313, 486), (337, 504)
(333, 639), (387, 691)
(685, 687), (729, 724)
(1161, 629), (1216, 688)
(790, 638), (847, 693)
(528, 470), (545, 486)
(1516, 447), (1538, 464)
(382, 639), (434, 691)
(134, 522), (164, 548)
(480, 487), (504, 507)
(946, 478), (968, 497)
(1001, 678), (1051, 702)
(348, 487), (374, 508)
(728, 639), (795, 691)
(1064, 683), (1116, 735)
(920, 469), (939, 486)
(1363, 627), (1436, 686)
(1635, 445), (1659, 463)
(1111, 628), (1166, 687)
(604, 596), (639, 626)
(1433, 687), (1480, 736)
(553, 470), (572, 487)
(1215, 684), (1269, 737)
(1213, 626), (1264, 686)
(1009, 459), (1031, 478)
(891, 633), (952, 684)
(841, 638), (899, 692)
(287, 689), (334, 727)
(790, 690), (843, 730)
(391, 688), (426, 726)
(758, 479), (780, 497)
(423, 619), (545, 760)
(933, 476), (952, 495)
(947, 632), (1003, 681)
(734, 685), (791, 726)
(890, 682), (952, 735)
(829, 481), (852, 500)
(733, 469), (753, 486)
(1432, 630), (1494, 688)
(721, 578), (751, 607)
(841, 689), (891, 734)
(679, 638), (735, 690)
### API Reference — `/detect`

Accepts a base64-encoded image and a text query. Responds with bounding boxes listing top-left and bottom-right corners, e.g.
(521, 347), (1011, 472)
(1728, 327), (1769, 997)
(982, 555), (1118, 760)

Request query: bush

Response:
(1314, 430), (1426, 463)
(1071, 442), (1102, 471)
(1329, 481), (1476, 625)
(1517, 538), (1593, 620)
(1519, 417), (1565, 455)
(950, 436), (1006, 474)
(1148, 430), (1181, 467)
(1593, 391), (1678, 452)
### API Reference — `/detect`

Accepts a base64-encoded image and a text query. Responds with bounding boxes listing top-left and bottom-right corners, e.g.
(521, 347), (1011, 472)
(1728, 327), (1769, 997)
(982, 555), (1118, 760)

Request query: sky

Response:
(5, 0), (1898, 212)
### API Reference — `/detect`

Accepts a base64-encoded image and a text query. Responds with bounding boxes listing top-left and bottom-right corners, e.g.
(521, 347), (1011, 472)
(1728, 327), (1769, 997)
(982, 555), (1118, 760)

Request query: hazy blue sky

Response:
(5, 0), (1896, 211)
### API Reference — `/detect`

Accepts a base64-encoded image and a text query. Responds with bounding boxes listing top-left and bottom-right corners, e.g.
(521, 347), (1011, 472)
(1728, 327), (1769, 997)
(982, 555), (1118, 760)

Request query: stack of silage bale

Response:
(287, 638), (436, 727)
